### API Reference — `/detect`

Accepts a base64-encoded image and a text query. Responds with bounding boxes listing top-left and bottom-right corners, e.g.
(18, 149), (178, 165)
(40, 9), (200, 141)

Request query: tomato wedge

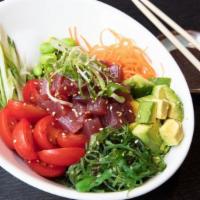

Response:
(12, 119), (38, 160)
(33, 116), (57, 149)
(0, 108), (16, 149)
(7, 100), (48, 123)
(28, 160), (66, 178)
(57, 133), (87, 148)
(38, 148), (85, 166)
(23, 80), (41, 103)
(47, 126), (61, 146)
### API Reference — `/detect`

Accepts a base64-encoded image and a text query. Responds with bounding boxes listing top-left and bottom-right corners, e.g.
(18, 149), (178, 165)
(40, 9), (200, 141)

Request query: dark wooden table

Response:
(0, 0), (199, 199)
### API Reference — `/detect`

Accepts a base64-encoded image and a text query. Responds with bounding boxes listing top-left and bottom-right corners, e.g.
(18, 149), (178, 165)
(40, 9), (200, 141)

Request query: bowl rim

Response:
(0, 0), (194, 199)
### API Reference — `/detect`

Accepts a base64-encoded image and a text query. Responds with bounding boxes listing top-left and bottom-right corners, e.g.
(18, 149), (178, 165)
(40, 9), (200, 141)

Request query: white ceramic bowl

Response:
(0, 0), (194, 199)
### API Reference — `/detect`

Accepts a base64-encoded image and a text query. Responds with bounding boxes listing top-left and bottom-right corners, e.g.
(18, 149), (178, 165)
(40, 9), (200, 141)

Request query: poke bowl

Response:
(0, 0), (194, 199)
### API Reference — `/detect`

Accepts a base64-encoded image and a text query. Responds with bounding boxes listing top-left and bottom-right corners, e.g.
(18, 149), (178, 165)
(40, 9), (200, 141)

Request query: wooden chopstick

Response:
(140, 0), (200, 51)
(131, 0), (200, 72)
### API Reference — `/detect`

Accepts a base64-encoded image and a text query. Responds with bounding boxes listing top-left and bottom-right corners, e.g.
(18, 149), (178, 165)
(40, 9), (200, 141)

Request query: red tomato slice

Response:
(0, 108), (16, 149)
(23, 80), (41, 103)
(7, 100), (48, 123)
(47, 126), (61, 146)
(33, 115), (57, 150)
(28, 160), (66, 178)
(57, 133), (87, 148)
(12, 119), (38, 160)
(38, 148), (85, 166)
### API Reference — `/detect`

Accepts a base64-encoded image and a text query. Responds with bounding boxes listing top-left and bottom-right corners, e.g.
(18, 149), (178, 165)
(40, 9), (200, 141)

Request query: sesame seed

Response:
(69, 119), (73, 122)
(23, 103), (27, 106)
(52, 111), (56, 116)
(99, 128), (103, 131)
(96, 174), (101, 177)
(88, 118), (92, 121)
(128, 109), (133, 113)
(72, 108), (78, 117)
(92, 126), (95, 129)
(62, 132), (66, 137)
(61, 106), (64, 110)
(135, 139), (139, 144)
(13, 139), (17, 144)
(119, 119), (123, 123)
(70, 82), (73, 86)
(64, 86), (67, 91)
(46, 108), (50, 111)
(51, 122), (55, 126)
(55, 91), (59, 97)
(110, 106), (113, 111)
(79, 112), (82, 116)
(27, 160), (32, 164)
(36, 160), (40, 163)
(34, 82), (39, 85)
(116, 111), (122, 117)
(30, 96), (34, 100)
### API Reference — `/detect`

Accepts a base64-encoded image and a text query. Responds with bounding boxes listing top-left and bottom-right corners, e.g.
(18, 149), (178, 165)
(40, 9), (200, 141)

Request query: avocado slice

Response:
(159, 119), (184, 146)
(137, 97), (170, 120)
(148, 121), (163, 153)
(137, 95), (154, 102)
(130, 100), (139, 114)
(168, 102), (183, 121)
(136, 101), (156, 124)
(163, 86), (184, 121)
(132, 124), (151, 144)
(155, 99), (170, 120)
(149, 77), (171, 86)
(129, 122), (137, 130)
(123, 74), (154, 98)
(132, 121), (162, 154)
(152, 85), (184, 121)
(152, 85), (167, 99)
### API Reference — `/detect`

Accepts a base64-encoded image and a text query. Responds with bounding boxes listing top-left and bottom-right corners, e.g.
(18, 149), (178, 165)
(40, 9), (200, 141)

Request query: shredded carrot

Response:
(68, 27), (80, 45)
(69, 28), (156, 79)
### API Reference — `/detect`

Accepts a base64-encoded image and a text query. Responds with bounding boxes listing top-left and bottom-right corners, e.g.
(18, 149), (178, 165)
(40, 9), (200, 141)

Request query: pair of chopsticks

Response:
(131, 0), (200, 72)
